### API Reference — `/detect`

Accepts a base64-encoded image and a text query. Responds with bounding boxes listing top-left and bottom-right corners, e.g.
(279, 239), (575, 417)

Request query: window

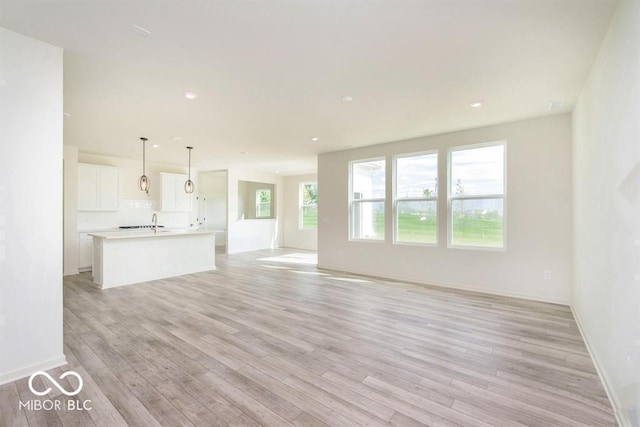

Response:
(256, 189), (272, 218)
(350, 158), (385, 240)
(300, 182), (318, 229)
(394, 152), (438, 244)
(448, 142), (505, 248)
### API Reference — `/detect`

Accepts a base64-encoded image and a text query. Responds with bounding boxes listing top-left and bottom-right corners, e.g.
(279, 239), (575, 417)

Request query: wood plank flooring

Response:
(1, 248), (616, 426)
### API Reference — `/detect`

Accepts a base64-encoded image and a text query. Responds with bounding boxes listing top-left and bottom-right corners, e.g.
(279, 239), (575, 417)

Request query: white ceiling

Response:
(0, 0), (616, 175)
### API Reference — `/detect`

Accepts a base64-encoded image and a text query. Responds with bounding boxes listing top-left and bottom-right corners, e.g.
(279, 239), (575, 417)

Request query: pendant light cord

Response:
(143, 140), (146, 176)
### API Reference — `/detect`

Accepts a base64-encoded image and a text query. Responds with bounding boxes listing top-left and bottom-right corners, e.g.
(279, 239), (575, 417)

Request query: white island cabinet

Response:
(88, 230), (215, 289)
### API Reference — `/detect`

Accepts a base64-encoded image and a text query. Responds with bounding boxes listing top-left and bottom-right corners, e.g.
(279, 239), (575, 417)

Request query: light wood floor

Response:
(1, 249), (616, 426)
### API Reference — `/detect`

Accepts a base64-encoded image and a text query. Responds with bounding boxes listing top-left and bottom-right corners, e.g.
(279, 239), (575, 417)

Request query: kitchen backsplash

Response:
(78, 199), (191, 231)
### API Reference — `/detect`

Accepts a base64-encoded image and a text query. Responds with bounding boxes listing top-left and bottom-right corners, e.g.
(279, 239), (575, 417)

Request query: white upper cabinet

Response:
(160, 172), (192, 212)
(78, 163), (121, 211)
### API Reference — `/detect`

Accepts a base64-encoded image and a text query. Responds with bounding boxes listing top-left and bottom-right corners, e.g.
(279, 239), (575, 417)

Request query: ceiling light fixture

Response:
(549, 100), (564, 110)
(138, 137), (150, 194)
(152, 144), (159, 148)
(184, 146), (195, 194)
(311, 137), (319, 142)
(184, 92), (198, 100)
(342, 96), (354, 102)
(171, 136), (183, 141)
(131, 24), (151, 37)
(470, 101), (483, 108)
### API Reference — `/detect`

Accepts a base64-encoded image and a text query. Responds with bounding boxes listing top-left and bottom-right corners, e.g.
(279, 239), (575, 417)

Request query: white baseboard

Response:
(571, 306), (629, 427)
(0, 355), (68, 386)
(316, 264), (570, 306)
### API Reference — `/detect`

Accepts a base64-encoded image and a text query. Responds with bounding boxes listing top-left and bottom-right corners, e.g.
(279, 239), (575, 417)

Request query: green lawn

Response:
(376, 211), (503, 247)
(396, 212), (437, 243)
(451, 215), (503, 247)
(313, 206), (503, 247)
(302, 206), (318, 228)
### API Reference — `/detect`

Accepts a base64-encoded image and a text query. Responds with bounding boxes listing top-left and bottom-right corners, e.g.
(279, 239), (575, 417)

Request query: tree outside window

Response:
(256, 189), (272, 218)
(300, 183), (318, 229)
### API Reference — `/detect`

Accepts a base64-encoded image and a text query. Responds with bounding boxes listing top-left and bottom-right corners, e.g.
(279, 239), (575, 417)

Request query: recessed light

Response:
(184, 92), (198, 100)
(131, 25), (151, 37)
(342, 96), (353, 102)
(171, 136), (183, 141)
(470, 101), (483, 108)
(549, 100), (564, 110)
(152, 144), (160, 148)
(311, 137), (319, 142)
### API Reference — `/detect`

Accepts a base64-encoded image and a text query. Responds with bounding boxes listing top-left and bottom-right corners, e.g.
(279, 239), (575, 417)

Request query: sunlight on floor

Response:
(289, 270), (330, 276)
(257, 253), (317, 265)
(260, 264), (293, 270)
(328, 277), (374, 284)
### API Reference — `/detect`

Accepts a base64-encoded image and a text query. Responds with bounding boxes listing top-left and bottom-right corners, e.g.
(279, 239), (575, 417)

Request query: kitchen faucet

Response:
(151, 213), (158, 233)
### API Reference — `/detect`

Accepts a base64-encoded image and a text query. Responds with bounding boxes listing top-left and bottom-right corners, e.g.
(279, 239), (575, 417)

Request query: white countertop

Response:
(89, 229), (217, 240)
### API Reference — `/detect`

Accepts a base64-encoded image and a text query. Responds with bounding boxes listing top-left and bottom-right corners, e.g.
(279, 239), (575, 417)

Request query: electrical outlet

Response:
(543, 270), (551, 280)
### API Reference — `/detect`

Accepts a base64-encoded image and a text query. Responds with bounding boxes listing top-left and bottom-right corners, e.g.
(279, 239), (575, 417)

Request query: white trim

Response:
(0, 355), (67, 386)
(317, 264), (570, 306)
(571, 306), (629, 427)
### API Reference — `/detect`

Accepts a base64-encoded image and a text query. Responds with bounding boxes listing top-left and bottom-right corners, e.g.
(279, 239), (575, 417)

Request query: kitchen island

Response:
(88, 229), (216, 289)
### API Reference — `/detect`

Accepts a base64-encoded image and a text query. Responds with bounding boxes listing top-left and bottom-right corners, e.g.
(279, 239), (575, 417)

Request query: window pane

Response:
(352, 201), (384, 240)
(301, 205), (318, 229)
(256, 189), (272, 218)
(396, 200), (437, 244)
(300, 182), (318, 229)
(451, 145), (504, 196)
(353, 159), (385, 199)
(257, 203), (271, 217)
(302, 183), (318, 206)
(451, 198), (504, 247)
(396, 153), (438, 198)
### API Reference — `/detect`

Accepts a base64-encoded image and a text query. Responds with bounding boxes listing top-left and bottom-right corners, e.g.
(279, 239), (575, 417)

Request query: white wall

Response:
(64, 145), (79, 275)
(0, 28), (66, 384)
(283, 174), (318, 250)
(227, 169), (283, 254)
(198, 170), (227, 246)
(572, 0), (640, 424)
(319, 114), (573, 304)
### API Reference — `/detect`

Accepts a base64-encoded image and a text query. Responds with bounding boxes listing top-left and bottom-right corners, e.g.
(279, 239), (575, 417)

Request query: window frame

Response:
(299, 181), (318, 230)
(447, 140), (507, 251)
(393, 150), (439, 246)
(349, 157), (386, 242)
(255, 188), (272, 218)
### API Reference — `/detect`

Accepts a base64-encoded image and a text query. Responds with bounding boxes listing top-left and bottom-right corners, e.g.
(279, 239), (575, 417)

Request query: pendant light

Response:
(138, 137), (150, 193)
(184, 146), (195, 194)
